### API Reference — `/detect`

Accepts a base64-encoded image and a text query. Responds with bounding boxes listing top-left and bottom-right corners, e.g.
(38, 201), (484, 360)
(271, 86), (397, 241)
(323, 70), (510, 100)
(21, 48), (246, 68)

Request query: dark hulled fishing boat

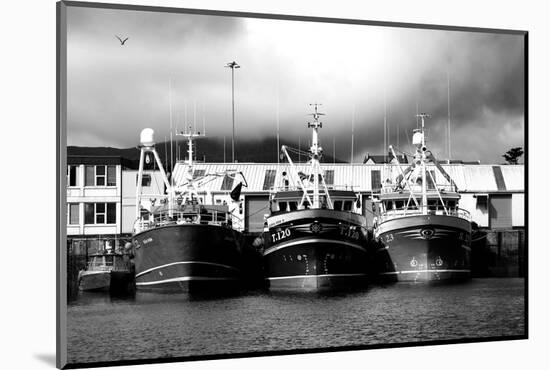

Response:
(263, 105), (369, 291)
(373, 114), (472, 282)
(131, 128), (258, 294)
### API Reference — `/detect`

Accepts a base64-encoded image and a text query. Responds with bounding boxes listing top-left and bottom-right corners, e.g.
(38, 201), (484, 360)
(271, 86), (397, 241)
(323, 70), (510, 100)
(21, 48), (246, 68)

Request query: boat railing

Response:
(270, 184), (357, 193)
(380, 183), (456, 194)
(378, 206), (471, 223)
(87, 260), (113, 271)
(134, 207), (239, 232)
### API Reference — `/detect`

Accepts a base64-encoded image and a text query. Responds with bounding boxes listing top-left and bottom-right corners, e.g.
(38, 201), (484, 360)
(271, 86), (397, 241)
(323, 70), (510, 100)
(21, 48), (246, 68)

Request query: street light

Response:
(225, 61), (240, 163)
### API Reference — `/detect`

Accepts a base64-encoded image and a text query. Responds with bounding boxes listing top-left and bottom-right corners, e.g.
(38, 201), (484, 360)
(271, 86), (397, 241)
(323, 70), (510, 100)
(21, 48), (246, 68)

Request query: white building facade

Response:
(66, 156), (129, 237)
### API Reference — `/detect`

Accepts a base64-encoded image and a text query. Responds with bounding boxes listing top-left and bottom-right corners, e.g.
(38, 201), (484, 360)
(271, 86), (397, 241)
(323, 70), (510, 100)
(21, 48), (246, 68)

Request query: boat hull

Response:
(264, 209), (369, 291)
(132, 224), (249, 294)
(374, 214), (471, 282)
(78, 271), (110, 292)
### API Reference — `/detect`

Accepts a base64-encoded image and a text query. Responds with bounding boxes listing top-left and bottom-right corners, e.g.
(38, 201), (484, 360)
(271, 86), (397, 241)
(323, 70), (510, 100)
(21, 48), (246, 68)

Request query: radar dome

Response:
(412, 132), (423, 146)
(140, 128), (155, 146)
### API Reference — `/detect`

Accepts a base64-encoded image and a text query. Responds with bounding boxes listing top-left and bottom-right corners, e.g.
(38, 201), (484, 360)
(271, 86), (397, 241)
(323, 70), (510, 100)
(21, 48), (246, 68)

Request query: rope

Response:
(392, 146), (414, 159)
(285, 145), (310, 159)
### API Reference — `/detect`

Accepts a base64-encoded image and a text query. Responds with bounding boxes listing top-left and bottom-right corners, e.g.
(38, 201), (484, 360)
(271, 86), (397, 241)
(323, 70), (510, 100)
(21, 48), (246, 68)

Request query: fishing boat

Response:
(263, 104), (369, 291)
(373, 114), (472, 282)
(131, 127), (259, 294)
(78, 242), (134, 293)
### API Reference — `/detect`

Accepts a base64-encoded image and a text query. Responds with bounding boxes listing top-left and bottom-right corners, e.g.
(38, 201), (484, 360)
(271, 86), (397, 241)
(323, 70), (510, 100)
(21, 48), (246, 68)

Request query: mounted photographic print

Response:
(56, 1), (527, 368)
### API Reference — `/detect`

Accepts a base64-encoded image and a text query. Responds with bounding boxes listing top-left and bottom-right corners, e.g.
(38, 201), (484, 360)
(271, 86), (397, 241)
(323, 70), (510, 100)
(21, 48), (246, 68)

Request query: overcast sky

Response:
(66, 5), (525, 163)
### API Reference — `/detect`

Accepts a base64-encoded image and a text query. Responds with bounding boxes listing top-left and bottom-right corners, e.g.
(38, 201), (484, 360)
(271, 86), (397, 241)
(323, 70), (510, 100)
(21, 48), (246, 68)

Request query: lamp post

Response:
(225, 61), (240, 163)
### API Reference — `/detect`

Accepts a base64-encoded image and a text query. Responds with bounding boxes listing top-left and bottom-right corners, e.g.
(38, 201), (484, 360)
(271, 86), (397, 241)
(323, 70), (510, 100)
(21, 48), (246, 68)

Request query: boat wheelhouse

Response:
(263, 105), (369, 291)
(78, 246), (133, 293)
(373, 114), (472, 282)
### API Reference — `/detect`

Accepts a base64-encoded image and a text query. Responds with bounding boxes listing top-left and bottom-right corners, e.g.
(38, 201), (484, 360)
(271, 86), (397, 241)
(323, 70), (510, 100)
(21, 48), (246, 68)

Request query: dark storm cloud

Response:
(66, 7), (524, 163)
(67, 6), (246, 147)
(338, 30), (525, 163)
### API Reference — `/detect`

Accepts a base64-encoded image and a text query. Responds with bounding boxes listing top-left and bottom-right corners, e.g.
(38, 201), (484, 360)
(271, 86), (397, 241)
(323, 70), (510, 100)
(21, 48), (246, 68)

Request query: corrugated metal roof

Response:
(461, 165), (499, 192)
(500, 165), (524, 191)
(171, 162), (524, 193)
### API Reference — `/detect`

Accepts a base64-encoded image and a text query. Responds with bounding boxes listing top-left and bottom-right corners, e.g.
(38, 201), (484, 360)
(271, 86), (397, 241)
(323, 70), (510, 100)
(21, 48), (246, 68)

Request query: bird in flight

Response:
(115, 35), (129, 45)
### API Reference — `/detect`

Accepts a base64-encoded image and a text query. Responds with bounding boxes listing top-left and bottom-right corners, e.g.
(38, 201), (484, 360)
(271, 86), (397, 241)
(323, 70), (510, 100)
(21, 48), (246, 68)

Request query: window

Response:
(333, 200), (342, 210)
(216, 212), (226, 223)
(107, 166), (116, 186)
(279, 202), (287, 212)
(221, 171), (235, 190)
(67, 166), (78, 187)
(371, 170), (381, 190)
(84, 203), (94, 224)
(96, 166), (105, 186)
(343, 201), (352, 211)
(136, 174), (151, 187)
(476, 195), (488, 211)
(289, 202), (298, 211)
(68, 203), (79, 224)
(84, 165), (117, 187)
(84, 203), (117, 224)
(96, 203), (105, 223)
(395, 200), (404, 209)
(262, 169), (277, 190)
(107, 203), (116, 224)
(193, 169), (206, 179)
(85, 166), (95, 186)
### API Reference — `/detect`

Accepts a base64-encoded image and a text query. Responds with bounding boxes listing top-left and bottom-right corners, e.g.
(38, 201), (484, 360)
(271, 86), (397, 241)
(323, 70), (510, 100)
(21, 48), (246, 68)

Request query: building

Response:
(66, 156), (133, 237)
(363, 152), (408, 164)
(170, 162), (525, 233)
(66, 157), (525, 236)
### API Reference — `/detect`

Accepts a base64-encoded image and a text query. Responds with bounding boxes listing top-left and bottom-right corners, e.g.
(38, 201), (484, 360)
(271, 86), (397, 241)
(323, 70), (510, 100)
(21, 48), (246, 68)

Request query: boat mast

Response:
(308, 103), (324, 208)
(176, 125), (205, 202)
(416, 113), (429, 215)
(136, 129), (173, 232)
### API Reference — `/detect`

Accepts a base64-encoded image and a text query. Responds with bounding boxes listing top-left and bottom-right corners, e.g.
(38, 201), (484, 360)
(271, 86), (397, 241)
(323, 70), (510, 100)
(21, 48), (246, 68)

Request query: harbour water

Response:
(67, 278), (525, 365)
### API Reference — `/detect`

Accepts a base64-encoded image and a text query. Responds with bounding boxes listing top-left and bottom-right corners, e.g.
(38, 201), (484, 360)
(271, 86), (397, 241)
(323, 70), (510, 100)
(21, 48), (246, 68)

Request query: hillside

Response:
(67, 137), (346, 167)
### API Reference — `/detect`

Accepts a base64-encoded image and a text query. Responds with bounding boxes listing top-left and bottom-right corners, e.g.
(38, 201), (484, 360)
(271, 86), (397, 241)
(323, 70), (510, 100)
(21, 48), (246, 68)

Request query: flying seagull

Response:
(115, 35), (129, 45)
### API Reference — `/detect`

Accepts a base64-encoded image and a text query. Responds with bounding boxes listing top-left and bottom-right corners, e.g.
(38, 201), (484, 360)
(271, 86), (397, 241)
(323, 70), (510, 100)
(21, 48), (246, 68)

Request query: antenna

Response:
(177, 109), (182, 162)
(382, 86), (388, 165)
(447, 71), (452, 163)
(164, 136), (168, 170)
(416, 100), (419, 129)
(202, 103), (206, 136)
(176, 124), (206, 169)
(333, 137), (336, 164)
(397, 124), (400, 148)
(169, 79), (174, 175)
(276, 89), (280, 165)
(351, 104), (355, 164)
(184, 98), (188, 131)
(298, 136), (301, 162)
(416, 112), (430, 146)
